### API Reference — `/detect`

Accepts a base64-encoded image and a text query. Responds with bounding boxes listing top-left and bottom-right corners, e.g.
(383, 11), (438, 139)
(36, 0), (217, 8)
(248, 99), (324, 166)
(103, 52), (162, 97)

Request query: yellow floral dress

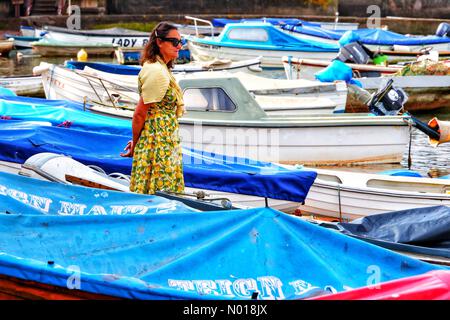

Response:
(129, 58), (185, 194)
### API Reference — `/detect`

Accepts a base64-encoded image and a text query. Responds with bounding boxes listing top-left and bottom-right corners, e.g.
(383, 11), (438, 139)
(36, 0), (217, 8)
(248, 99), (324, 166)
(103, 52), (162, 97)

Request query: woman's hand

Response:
(120, 140), (134, 157)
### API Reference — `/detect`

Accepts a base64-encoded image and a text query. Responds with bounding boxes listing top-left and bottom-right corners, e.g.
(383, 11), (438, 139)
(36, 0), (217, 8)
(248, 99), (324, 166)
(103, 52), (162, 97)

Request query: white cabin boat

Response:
(37, 64), (409, 166)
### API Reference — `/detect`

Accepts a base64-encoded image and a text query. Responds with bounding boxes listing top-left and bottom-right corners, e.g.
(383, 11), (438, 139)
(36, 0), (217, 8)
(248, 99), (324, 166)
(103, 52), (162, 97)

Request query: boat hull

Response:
(32, 44), (116, 57)
(0, 274), (117, 300)
(298, 169), (450, 221)
(283, 57), (401, 81)
(0, 76), (44, 97)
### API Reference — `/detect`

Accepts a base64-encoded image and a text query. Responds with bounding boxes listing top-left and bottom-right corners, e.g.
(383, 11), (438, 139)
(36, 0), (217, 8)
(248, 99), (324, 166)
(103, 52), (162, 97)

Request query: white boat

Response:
(69, 72), (409, 165)
(36, 62), (347, 115)
(42, 25), (150, 48)
(186, 22), (339, 68)
(294, 167), (450, 221)
(0, 155), (249, 212)
(282, 56), (402, 81)
(356, 75), (450, 112)
(31, 38), (118, 57)
(3, 152), (448, 222)
(72, 61), (347, 113)
(20, 26), (43, 38)
(0, 75), (44, 96)
(282, 57), (450, 113)
(234, 71), (347, 114)
(281, 23), (450, 63)
(0, 153), (309, 214)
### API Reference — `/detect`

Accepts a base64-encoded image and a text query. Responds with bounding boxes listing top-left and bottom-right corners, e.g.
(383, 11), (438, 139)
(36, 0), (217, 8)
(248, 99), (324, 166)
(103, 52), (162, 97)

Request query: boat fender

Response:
(77, 49), (88, 62)
(428, 117), (450, 146)
(32, 64), (49, 76)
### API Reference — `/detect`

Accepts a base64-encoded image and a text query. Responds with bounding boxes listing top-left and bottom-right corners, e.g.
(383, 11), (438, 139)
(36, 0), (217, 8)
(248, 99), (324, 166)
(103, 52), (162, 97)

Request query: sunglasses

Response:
(159, 37), (183, 47)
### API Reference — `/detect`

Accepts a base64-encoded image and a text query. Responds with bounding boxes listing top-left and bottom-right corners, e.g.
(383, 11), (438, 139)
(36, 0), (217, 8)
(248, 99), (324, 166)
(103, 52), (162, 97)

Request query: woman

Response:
(120, 22), (185, 195)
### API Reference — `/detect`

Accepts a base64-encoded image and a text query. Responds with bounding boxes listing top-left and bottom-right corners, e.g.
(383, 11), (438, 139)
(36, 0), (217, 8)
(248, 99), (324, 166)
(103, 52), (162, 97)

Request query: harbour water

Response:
(1, 50), (449, 177)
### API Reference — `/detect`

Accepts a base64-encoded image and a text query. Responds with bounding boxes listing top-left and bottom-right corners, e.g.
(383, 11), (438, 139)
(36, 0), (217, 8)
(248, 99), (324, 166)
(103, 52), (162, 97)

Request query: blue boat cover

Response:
(66, 60), (141, 76)
(0, 171), (444, 299)
(338, 206), (450, 258)
(0, 119), (317, 202)
(0, 171), (197, 216)
(190, 23), (339, 52)
(281, 24), (450, 46)
(212, 18), (321, 28)
(0, 95), (132, 135)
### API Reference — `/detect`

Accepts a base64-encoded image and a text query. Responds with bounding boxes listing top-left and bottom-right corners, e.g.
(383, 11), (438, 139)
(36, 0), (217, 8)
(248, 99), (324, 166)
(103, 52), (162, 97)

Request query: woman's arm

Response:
(120, 97), (152, 157)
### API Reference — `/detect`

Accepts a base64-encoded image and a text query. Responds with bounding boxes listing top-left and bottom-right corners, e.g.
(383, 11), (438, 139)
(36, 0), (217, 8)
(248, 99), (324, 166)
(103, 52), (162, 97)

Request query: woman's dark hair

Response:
(140, 21), (178, 68)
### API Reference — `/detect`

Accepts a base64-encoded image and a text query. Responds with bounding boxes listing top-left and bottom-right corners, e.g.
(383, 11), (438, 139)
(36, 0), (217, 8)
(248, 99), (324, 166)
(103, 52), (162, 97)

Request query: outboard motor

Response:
(336, 41), (372, 65)
(367, 79), (441, 142)
(368, 80), (408, 116)
(436, 22), (450, 37)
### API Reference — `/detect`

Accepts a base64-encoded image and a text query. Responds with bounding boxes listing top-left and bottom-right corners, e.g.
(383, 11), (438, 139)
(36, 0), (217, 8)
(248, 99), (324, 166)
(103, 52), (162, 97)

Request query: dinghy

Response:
(282, 56), (402, 81)
(293, 166), (450, 221)
(4, 34), (41, 49)
(42, 25), (150, 48)
(283, 56), (450, 112)
(0, 75), (44, 97)
(31, 38), (118, 57)
(63, 61), (347, 114)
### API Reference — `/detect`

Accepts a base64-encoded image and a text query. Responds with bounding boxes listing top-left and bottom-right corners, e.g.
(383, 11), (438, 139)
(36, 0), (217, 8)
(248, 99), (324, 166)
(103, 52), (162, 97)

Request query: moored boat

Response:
(31, 38), (118, 57)
(4, 34), (41, 49)
(35, 63), (409, 165)
(0, 75), (44, 97)
(282, 56), (402, 81)
(293, 166), (450, 221)
(42, 25), (150, 48)
(36, 61), (346, 116)
(186, 22), (339, 68)
(281, 23), (450, 62)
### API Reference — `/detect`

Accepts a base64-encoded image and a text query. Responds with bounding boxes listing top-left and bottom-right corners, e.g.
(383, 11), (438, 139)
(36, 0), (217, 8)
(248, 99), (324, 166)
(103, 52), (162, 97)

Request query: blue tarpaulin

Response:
(0, 119), (317, 202)
(66, 60), (141, 76)
(190, 23), (339, 52)
(281, 24), (450, 46)
(0, 95), (132, 135)
(339, 206), (450, 253)
(0, 171), (197, 216)
(0, 171), (445, 299)
(314, 60), (362, 87)
(212, 18), (321, 28)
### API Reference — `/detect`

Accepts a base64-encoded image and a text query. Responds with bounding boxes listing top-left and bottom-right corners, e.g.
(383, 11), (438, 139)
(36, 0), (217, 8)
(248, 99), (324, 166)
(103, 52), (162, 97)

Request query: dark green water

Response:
(1, 49), (449, 177)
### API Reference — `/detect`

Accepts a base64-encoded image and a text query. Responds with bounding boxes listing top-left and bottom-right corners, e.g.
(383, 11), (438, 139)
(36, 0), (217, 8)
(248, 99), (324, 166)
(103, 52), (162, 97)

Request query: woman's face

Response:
(157, 29), (182, 62)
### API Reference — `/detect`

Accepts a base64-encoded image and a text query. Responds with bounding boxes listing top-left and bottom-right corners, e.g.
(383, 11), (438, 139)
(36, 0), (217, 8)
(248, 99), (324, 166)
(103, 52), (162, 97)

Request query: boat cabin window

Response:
(183, 88), (237, 112)
(227, 28), (269, 42)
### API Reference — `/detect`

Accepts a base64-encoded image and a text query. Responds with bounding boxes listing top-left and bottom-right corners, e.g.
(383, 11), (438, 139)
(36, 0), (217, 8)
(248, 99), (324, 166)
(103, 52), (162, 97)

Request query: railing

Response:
(185, 16), (215, 38)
